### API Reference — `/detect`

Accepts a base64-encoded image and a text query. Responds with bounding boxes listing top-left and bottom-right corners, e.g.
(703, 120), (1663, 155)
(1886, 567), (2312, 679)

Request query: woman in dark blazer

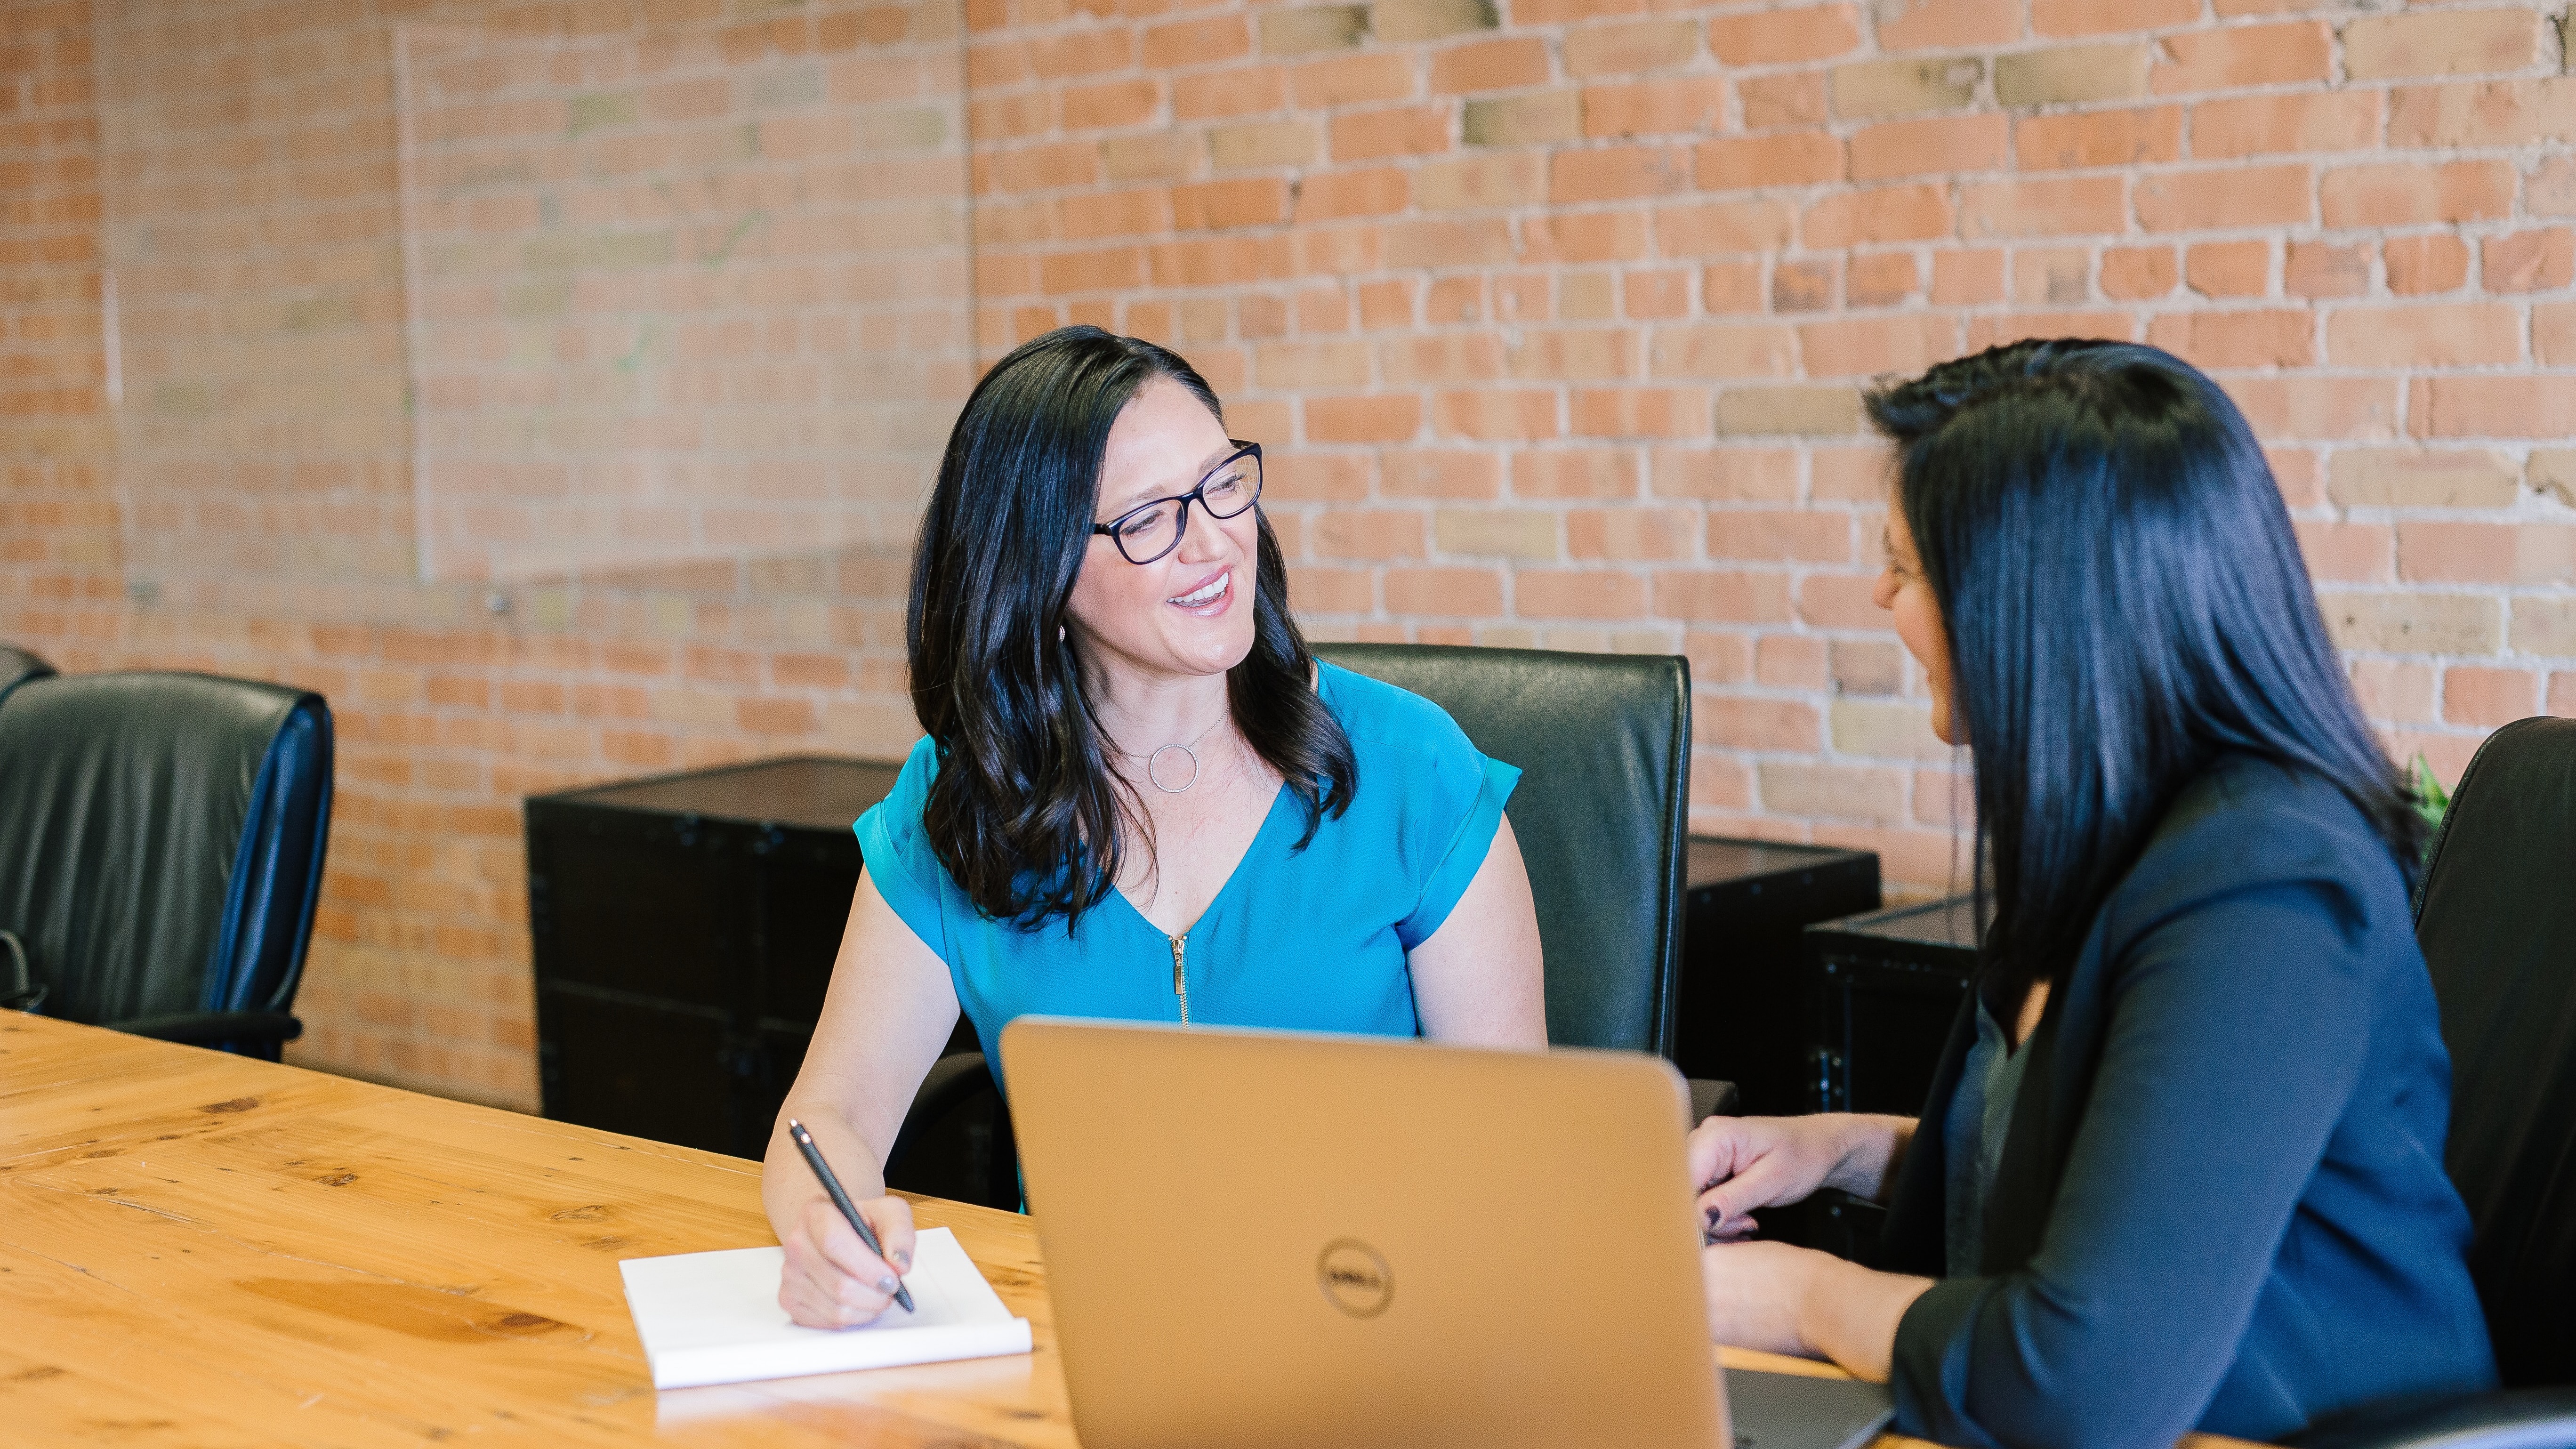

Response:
(1688, 340), (2497, 1449)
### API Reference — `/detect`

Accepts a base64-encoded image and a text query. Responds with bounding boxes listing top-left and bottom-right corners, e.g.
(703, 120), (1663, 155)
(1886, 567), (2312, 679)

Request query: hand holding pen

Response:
(777, 1117), (918, 1327)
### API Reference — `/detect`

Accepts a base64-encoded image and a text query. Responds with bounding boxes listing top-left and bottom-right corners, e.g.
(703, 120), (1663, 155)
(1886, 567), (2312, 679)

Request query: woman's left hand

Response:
(1699, 1240), (1825, 1357)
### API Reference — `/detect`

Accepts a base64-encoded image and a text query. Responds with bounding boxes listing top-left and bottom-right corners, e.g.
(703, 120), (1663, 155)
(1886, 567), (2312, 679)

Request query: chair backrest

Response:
(2412, 715), (2576, 1388)
(1312, 643), (1690, 1055)
(0, 642), (53, 706)
(0, 672), (334, 1033)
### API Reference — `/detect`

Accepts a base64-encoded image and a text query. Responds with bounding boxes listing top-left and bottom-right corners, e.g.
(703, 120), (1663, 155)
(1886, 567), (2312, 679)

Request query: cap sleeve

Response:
(853, 736), (950, 961)
(1396, 749), (1521, 951)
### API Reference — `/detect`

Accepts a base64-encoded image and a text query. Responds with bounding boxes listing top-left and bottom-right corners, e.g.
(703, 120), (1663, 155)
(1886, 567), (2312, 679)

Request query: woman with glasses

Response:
(762, 326), (1546, 1328)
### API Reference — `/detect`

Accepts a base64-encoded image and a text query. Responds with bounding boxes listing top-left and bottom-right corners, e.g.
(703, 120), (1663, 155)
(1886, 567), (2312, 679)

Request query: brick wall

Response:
(7, 0), (2576, 1108)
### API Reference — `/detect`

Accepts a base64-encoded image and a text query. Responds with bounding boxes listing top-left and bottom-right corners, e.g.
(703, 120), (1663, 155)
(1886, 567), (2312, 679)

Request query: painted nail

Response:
(892, 1250), (912, 1271)
(877, 1275), (898, 1294)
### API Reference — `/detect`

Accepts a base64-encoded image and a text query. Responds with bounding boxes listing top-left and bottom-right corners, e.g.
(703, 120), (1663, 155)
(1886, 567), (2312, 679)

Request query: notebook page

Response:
(620, 1226), (1033, 1390)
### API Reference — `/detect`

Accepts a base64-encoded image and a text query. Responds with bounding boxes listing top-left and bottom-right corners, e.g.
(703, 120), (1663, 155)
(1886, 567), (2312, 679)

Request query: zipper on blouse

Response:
(1169, 933), (1190, 1026)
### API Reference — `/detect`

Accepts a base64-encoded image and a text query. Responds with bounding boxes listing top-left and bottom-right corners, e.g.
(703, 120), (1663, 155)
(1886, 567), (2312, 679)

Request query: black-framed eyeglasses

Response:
(1091, 442), (1264, 565)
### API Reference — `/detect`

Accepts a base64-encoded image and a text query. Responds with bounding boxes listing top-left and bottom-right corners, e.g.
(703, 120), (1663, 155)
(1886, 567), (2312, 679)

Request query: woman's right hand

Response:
(1688, 1113), (1910, 1241)
(777, 1192), (918, 1329)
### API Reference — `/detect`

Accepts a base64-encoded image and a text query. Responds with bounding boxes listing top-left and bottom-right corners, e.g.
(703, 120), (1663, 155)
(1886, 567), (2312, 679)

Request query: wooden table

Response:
(0, 1015), (2252, 1447)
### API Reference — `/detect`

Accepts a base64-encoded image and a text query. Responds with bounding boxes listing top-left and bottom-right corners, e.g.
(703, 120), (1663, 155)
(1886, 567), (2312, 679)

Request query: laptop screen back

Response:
(1002, 1019), (1728, 1449)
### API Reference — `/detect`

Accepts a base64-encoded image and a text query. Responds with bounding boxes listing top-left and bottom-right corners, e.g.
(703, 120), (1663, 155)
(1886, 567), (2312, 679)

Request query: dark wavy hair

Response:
(907, 326), (1357, 927)
(1865, 340), (2425, 1002)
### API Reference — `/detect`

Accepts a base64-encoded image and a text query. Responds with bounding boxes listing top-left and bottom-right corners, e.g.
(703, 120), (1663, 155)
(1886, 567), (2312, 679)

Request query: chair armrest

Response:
(1688, 1077), (1739, 1123)
(889, 1051), (994, 1169)
(2288, 1387), (2576, 1449)
(106, 1011), (304, 1046)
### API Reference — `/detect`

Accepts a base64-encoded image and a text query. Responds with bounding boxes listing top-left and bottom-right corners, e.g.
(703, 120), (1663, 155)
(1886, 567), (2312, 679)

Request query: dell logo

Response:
(1316, 1239), (1393, 1319)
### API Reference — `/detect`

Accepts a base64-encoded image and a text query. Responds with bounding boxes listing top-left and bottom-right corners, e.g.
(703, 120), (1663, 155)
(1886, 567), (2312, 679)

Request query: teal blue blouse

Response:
(854, 662), (1520, 1088)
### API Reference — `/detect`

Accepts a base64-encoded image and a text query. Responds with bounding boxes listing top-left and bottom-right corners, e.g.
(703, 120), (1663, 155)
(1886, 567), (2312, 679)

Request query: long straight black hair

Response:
(908, 325), (1356, 927)
(1865, 340), (2425, 1001)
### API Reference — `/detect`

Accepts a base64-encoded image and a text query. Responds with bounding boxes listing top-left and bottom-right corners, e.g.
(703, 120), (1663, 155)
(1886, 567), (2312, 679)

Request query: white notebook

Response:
(619, 1226), (1033, 1390)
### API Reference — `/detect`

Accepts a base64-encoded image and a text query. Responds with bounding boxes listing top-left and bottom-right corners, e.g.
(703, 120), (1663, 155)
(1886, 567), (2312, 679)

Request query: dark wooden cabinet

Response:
(525, 756), (910, 1160)
(1756, 894), (1981, 1265)
(1674, 837), (1881, 1117)
(1804, 894), (1980, 1118)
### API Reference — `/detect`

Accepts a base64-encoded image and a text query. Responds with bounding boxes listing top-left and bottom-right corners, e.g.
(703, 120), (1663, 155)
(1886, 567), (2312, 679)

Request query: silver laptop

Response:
(1002, 1018), (1895, 1449)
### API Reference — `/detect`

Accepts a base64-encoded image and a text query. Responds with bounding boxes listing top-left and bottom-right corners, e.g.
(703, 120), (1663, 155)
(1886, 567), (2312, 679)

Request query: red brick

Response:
(2483, 229), (2576, 293)
(2386, 234), (2471, 295)
(1331, 105), (1450, 162)
(1651, 322), (1798, 379)
(1960, 176), (2125, 238)
(1295, 166), (1410, 221)
(1878, 0), (2020, 49)
(1385, 567), (1505, 616)
(1383, 450), (1501, 499)
(2321, 162), (2515, 228)
(2146, 310), (2313, 370)
(1307, 394), (1421, 443)
(2150, 22), (2331, 94)
(2286, 242), (2370, 299)
(2034, 0), (2195, 37)
(2101, 245), (2177, 300)
(2012, 106), (2182, 170)
(2442, 667), (2541, 728)
(1707, 6), (1863, 65)
(1434, 388), (1560, 440)
(2403, 523), (2576, 588)
(1586, 78), (1729, 137)
(1801, 315), (1960, 378)
(2293, 520), (2394, 584)
(1774, 258), (1838, 312)
(1563, 19), (1703, 77)
(1431, 38), (1551, 94)
(1516, 568), (1646, 619)
(1551, 145), (1690, 202)
(2412, 378), (2576, 439)
(2135, 164), (2311, 231)
(1063, 78), (1159, 130)
(1657, 200), (1795, 256)
(2328, 304), (2521, 369)
(1801, 184), (1952, 248)
(1851, 114), (2006, 182)
(1741, 72), (1827, 129)
(1173, 178), (1286, 230)
(1571, 387), (1711, 438)
(1522, 211), (1650, 264)
(2346, 9), (2543, 80)
(2388, 79), (2576, 151)
(1694, 132), (1846, 190)
(1849, 251), (1919, 307)
(1144, 15), (1251, 69)
(1700, 696), (1824, 751)
(1932, 248), (2006, 305)
(1708, 508), (1854, 563)
(1568, 506), (1704, 561)
(1655, 570), (1795, 623)
(2191, 92), (2380, 159)
(2181, 240), (2267, 298)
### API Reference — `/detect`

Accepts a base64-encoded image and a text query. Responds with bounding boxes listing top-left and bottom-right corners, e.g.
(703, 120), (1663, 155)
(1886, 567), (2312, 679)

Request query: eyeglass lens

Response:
(1108, 451), (1262, 564)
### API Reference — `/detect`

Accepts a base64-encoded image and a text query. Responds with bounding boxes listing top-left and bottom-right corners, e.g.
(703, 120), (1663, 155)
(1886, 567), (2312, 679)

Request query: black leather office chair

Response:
(2294, 716), (2576, 1449)
(0, 641), (53, 704)
(0, 672), (334, 1059)
(1314, 645), (1704, 1054)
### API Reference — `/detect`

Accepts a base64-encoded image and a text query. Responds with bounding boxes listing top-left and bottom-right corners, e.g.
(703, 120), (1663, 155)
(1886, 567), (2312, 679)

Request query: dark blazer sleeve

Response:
(1889, 871), (2382, 1449)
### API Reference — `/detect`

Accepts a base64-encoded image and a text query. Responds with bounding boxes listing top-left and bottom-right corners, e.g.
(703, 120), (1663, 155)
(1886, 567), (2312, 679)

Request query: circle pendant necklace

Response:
(1126, 714), (1229, 794)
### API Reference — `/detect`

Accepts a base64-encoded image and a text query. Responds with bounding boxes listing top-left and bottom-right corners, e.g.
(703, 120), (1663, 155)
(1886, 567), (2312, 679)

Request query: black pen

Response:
(785, 1117), (915, 1313)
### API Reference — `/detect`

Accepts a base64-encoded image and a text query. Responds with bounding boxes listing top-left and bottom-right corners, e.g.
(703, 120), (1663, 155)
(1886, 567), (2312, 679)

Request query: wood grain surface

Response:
(0, 1014), (2257, 1448)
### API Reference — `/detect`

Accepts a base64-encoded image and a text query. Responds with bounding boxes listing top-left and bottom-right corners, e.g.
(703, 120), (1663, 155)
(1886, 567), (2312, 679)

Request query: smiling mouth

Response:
(1168, 572), (1229, 607)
